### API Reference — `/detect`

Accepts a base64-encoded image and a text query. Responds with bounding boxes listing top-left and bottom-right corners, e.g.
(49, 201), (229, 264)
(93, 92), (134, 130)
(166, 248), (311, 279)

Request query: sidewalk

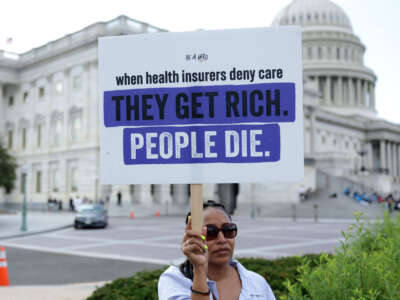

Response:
(0, 211), (75, 240)
(0, 281), (108, 300)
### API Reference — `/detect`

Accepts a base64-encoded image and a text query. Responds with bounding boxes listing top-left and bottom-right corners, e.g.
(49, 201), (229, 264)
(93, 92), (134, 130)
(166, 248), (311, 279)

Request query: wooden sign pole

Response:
(190, 184), (203, 232)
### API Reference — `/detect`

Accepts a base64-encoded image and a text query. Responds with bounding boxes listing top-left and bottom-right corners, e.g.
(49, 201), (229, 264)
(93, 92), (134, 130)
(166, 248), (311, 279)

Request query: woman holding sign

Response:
(158, 200), (275, 299)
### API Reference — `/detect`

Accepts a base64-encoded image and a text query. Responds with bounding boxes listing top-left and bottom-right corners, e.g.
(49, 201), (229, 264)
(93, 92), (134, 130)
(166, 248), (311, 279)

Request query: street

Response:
(1, 216), (352, 285)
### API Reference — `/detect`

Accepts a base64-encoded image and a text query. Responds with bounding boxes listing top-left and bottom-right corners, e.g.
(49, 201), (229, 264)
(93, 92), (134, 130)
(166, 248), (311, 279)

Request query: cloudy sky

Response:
(1, 0), (399, 124)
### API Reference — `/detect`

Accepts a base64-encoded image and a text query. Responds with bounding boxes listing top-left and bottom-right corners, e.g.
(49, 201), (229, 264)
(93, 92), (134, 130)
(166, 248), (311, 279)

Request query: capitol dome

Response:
(272, 0), (353, 33)
(272, 0), (377, 117)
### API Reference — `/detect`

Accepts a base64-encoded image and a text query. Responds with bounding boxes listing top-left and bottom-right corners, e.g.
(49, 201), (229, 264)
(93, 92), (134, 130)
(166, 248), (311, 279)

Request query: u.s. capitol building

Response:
(1, 0), (399, 210)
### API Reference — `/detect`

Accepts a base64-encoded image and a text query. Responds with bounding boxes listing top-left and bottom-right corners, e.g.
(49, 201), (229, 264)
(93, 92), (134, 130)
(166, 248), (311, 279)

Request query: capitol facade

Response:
(1, 0), (399, 209)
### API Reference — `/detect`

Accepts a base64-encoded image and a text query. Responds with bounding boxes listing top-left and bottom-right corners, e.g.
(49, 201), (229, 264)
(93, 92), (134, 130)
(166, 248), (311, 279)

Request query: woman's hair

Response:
(179, 200), (231, 280)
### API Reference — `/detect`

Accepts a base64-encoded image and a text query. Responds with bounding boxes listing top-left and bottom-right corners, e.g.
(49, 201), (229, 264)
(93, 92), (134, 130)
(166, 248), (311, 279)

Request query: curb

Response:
(0, 224), (73, 241)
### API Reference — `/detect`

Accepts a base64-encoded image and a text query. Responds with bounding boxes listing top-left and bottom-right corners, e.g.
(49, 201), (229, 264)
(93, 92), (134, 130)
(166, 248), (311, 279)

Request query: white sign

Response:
(99, 27), (303, 184)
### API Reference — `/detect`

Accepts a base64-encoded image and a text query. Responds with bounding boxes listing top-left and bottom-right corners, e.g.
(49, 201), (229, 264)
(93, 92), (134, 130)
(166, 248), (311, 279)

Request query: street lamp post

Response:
(21, 166), (28, 232)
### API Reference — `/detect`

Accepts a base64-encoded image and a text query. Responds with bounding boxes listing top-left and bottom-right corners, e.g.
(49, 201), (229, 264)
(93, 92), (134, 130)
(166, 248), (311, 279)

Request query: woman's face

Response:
(203, 207), (235, 266)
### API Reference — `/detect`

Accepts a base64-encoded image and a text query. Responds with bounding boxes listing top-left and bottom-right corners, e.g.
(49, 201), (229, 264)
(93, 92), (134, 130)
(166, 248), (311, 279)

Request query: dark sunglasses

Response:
(206, 223), (238, 241)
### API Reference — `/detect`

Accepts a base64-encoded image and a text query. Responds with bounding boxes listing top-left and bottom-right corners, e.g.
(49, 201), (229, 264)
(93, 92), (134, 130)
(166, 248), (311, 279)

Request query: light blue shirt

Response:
(158, 260), (276, 300)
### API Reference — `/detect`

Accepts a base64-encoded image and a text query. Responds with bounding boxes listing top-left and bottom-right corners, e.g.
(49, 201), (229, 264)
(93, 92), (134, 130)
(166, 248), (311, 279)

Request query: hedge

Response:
(87, 254), (324, 300)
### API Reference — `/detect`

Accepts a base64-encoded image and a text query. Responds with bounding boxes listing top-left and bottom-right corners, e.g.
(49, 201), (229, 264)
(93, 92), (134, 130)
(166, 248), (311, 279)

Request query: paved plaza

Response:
(1, 216), (352, 266)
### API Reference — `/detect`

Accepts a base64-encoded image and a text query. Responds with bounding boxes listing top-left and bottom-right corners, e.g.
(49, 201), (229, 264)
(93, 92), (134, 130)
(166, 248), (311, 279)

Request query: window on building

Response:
(308, 47), (312, 59)
(318, 47), (322, 59)
(39, 87), (45, 98)
(322, 136), (326, 145)
(345, 141), (349, 149)
(71, 168), (78, 192)
(37, 124), (42, 148)
(366, 86), (371, 108)
(36, 171), (42, 193)
(8, 96), (14, 106)
(22, 128), (27, 149)
(337, 48), (341, 60)
(55, 81), (63, 95)
(52, 169), (59, 192)
(71, 116), (82, 142)
(73, 75), (82, 90)
(344, 48), (348, 60)
(54, 120), (62, 146)
(8, 130), (13, 149)
(23, 92), (28, 103)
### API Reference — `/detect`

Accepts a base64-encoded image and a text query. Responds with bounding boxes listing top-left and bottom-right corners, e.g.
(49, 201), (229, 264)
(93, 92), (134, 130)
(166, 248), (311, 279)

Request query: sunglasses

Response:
(206, 223), (238, 241)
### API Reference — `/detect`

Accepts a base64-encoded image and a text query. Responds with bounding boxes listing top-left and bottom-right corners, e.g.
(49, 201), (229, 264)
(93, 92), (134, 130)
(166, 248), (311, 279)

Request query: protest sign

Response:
(99, 27), (303, 185)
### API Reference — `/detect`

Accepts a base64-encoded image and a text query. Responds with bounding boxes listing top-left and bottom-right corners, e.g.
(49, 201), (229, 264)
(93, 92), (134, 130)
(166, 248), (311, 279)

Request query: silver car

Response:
(74, 204), (108, 229)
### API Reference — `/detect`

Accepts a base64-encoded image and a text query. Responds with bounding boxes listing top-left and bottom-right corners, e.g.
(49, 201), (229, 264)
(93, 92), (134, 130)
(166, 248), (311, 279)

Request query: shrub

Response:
(238, 254), (325, 299)
(87, 268), (167, 300)
(283, 213), (400, 300)
(87, 254), (326, 299)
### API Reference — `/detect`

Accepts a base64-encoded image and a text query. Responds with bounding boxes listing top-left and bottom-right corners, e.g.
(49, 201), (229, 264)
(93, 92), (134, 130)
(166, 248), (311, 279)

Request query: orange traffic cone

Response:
(129, 210), (134, 219)
(155, 209), (160, 217)
(0, 246), (10, 286)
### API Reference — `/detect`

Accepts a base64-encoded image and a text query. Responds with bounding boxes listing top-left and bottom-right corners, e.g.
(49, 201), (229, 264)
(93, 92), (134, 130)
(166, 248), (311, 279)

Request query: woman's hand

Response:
(181, 217), (208, 271)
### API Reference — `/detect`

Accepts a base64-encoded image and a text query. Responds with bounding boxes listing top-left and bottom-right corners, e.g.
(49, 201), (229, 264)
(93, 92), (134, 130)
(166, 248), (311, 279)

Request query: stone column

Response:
(59, 159), (68, 203)
(362, 80), (368, 107)
(153, 184), (172, 204)
(42, 163), (49, 200)
(391, 142), (396, 176)
(218, 184), (235, 214)
(132, 184), (153, 206)
(397, 144), (400, 178)
(0, 83), (4, 142)
(366, 142), (373, 172)
(84, 62), (91, 140)
(337, 76), (343, 105)
(393, 143), (398, 177)
(370, 83), (376, 110)
(356, 79), (362, 107)
(387, 142), (392, 175)
(172, 184), (189, 205)
(348, 78), (354, 106)
(203, 184), (217, 201)
(317, 77), (324, 104)
(310, 107), (316, 154)
(237, 183), (252, 203)
(380, 140), (386, 172)
(325, 77), (331, 104)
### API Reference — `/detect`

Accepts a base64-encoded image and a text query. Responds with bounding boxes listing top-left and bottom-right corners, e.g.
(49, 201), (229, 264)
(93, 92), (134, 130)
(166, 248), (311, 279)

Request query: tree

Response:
(0, 143), (17, 193)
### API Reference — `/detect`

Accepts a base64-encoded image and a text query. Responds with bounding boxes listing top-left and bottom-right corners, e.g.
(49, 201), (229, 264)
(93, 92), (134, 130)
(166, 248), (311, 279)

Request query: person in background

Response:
(371, 192), (378, 203)
(117, 191), (122, 206)
(69, 197), (74, 211)
(386, 194), (394, 213)
(73, 195), (82, 211)
(158, 200), (275, 299)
